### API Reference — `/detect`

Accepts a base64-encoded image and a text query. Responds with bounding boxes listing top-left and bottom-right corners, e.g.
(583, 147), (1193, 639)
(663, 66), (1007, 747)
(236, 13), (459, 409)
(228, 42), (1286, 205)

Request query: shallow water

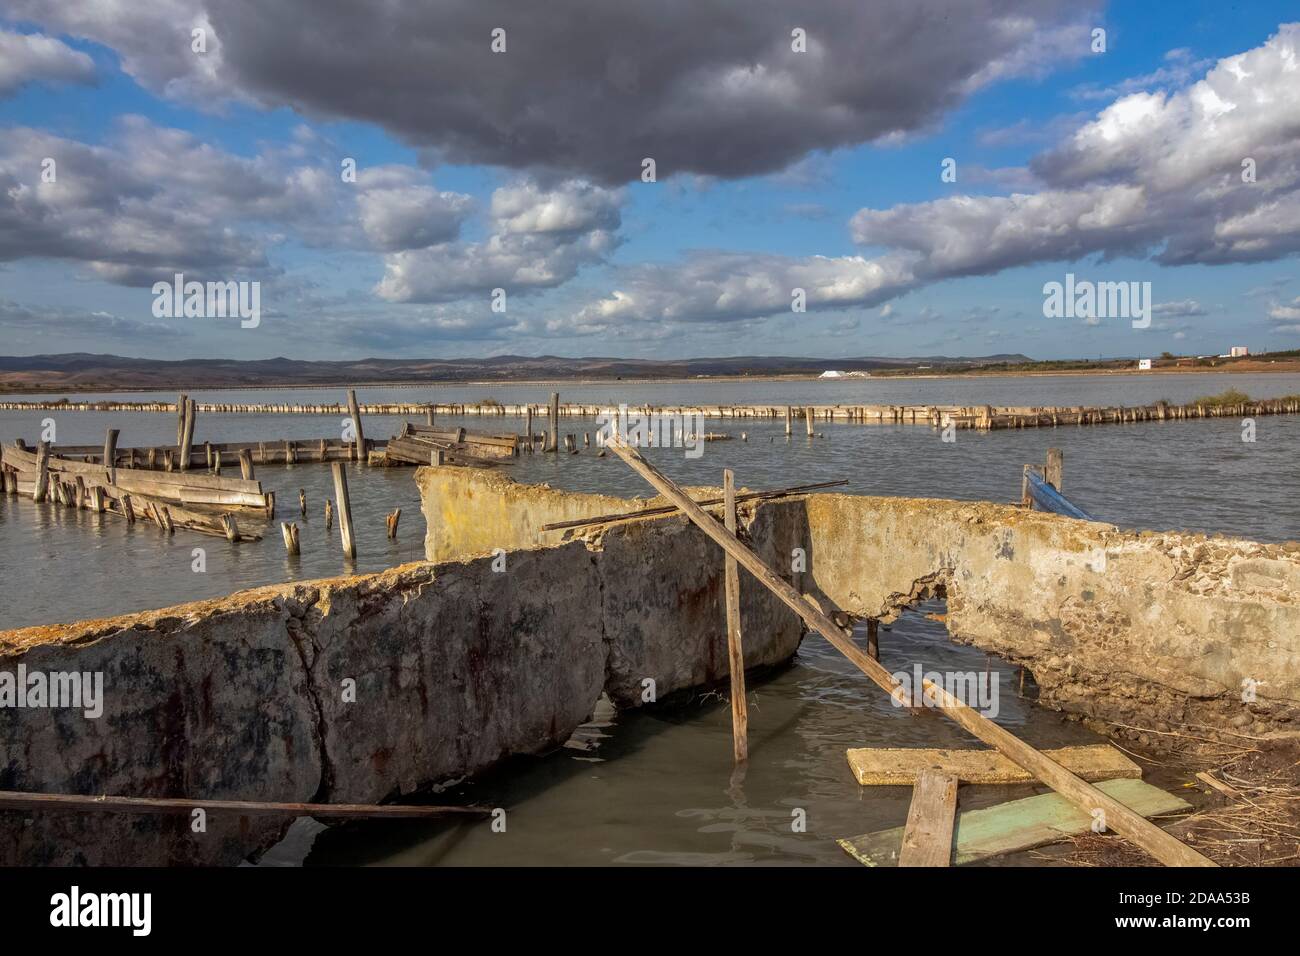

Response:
(1, 372), (1294, 865)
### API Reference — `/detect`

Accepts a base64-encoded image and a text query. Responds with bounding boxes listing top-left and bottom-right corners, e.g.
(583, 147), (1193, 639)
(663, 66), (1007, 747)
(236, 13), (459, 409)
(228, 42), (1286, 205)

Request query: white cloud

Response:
(0, 29), (95, 96)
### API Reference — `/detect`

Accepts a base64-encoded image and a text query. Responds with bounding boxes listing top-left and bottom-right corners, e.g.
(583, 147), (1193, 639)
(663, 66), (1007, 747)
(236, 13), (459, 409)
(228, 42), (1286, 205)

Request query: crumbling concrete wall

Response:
(790, 494), (1300, 742)
(0, 478), (803, 865)
(422, 469), (1299, 743)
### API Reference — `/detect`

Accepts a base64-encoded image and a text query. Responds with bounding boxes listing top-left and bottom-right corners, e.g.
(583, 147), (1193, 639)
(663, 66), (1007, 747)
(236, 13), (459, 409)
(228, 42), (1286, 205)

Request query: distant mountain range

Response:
(0, 352), (1033, 392)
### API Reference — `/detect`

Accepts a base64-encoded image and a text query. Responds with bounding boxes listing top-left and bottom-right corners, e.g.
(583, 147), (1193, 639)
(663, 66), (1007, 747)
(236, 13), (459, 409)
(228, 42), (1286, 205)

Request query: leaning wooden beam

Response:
(898, 769), (958, 867)
(346, 388), (365, 462)
(331, 461), (356, 559)
(604, 438), (1214, 868)
(0, 789), (491, 819)
(723, 468), (748, 765)
(540, 479), (849, 532)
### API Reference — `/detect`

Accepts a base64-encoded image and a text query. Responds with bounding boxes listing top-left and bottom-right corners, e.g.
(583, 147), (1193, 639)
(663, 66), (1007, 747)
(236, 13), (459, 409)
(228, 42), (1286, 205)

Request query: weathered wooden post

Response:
(347, 388), (365, 462)
(723, 469), (749, 764)
(281, 522), (300, 555)
(545, 392), (559, 452)
(176, 394), (188, 446)
(220, 514), (239, 543)
(103, 428), (119, 485)
(1045, 447), (1063, 492)
(425, 405), (435, 427)
(238, 449), (255, 480)
(32, 441), (51, 503)
(785, 405), (793, 436)
(805, 406), (814, 437)
(386, 508), (401, 539)
(331, 462), (356, 559)
(179, 398), (196, 472)
(299, 488), (307, 516)
(525, 406), (533, 447)
(867, 619), (879, 661)
(324, 499), (334, 530)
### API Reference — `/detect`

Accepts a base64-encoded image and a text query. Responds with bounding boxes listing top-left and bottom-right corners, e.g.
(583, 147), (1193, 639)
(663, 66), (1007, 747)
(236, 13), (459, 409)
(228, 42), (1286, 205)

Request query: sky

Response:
(0, 0), (1297, 362)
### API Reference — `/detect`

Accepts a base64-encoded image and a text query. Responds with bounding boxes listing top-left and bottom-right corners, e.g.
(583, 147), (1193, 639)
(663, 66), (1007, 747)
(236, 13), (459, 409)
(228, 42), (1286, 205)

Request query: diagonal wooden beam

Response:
(605, 438), (1214, 868)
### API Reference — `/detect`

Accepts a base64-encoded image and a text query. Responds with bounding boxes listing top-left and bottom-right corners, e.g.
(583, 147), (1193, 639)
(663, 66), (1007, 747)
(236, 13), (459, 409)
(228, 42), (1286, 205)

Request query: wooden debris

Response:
(331, 462), (356, 559)
(281, 522), (300, 555)
(386, 508), (401, 539)
(604, 437), (1213, 867)
(839, 778), (1191, 867)
(898, 769), (958, 867)
(846, 743), (1141, 786)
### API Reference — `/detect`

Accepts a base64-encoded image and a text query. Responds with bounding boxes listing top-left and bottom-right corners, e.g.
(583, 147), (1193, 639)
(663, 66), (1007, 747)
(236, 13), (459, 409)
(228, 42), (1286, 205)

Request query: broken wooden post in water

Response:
(179, 398), (196, 472)
(281, 522), (300, 555)
(545, 392), (560, 452)
(346, 388), (365, 462)
(867, 619), (880, 661)
(220, 513), (239, 543)
(1045, 447), (1063, 491)
(324, 499), (333, 530)
(386, 508), (401, 539)
(32, 441), (50, 503)
(103, 428), (119, 485)
(299, 488), (307, 516)
(238, 449), (254, 480)
(604, 437), (1214, 868)
(723, 468), (748, 765)
(176, 393), (187, 446)
(331, 462), (356, 559)
(805, 406), (814, 437)
(785, 405), (793, 436)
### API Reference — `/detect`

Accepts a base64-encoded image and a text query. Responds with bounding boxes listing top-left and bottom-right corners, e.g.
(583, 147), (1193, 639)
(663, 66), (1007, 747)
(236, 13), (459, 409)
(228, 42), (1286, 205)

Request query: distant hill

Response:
(0, 352), (1033, 392)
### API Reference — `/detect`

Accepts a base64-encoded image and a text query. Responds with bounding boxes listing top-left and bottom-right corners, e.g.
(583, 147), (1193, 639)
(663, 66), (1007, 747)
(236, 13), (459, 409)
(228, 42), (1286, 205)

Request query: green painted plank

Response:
(838, 778), (1191, 867)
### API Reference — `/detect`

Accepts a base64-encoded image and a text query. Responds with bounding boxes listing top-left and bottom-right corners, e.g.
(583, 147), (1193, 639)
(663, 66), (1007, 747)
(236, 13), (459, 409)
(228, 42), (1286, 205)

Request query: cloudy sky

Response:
(0, 1), (1297, 361)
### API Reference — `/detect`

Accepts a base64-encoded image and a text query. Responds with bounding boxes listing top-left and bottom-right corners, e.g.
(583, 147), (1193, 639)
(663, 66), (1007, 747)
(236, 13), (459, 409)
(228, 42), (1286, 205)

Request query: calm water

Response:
(2, 372), (1295, 865)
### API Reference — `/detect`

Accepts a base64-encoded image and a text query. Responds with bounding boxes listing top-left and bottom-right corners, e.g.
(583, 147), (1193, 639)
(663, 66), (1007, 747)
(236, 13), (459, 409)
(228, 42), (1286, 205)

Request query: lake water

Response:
(2, 372), (1296, 865)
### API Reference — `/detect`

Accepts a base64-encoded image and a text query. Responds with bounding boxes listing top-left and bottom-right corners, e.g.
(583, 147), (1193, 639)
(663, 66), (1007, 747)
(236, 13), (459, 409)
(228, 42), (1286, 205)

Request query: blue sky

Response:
(1, 1), (1297, 361)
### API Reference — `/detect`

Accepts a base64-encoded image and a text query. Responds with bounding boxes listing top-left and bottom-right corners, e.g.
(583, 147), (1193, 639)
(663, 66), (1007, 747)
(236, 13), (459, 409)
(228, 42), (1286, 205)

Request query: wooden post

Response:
(867, 619), (879, 661)
(805, 406), (814, 437)
(545, 392), (559, 452)
(103, 428), (119, 485)
(525, 406), (533, 446)
(212, 449), (221, 475)
(32, 441), (51, 503)
(299, 488), (307, 516)
(176, 394), (187, 446)
(603, 438), (1214, 868)
(324, 499), (334, 530)
(220, 513), (239, 543)
(898, 769), (958, 867)
(331, 462), (356, 559)
(120, 493), (135, 523)
(281, 522), (300, 555)
(386, 508), (401, 539)
(425, 405), (435, 427)
(346, 389), (365, 461)
(238, 449), (254, 480)
(1045, 447), (1063, 492)
(179, 398), (196, 471)
(785, 405), (793, 436)
(723, 469), (749, 765)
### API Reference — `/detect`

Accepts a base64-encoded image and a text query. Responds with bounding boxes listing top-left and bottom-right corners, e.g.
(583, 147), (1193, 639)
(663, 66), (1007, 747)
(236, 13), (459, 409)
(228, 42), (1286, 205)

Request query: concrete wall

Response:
(0, 477), (803, 865)
(422, 469), (1300, 742)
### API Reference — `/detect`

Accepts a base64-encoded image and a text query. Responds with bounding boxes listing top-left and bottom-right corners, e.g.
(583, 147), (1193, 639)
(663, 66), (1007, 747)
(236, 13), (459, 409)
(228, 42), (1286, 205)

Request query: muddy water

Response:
(1, 372), (1296, 865)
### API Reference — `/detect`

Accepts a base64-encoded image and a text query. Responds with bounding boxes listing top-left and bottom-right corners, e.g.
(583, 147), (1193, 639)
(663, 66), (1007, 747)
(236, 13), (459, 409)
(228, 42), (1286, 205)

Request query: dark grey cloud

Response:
(0, 298), (187, 338)
(17, 0), (1098, 183)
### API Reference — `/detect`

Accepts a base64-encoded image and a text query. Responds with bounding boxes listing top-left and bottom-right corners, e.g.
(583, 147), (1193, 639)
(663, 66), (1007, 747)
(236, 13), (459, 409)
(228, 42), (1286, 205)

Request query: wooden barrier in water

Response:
(4, 396), (1296, 432)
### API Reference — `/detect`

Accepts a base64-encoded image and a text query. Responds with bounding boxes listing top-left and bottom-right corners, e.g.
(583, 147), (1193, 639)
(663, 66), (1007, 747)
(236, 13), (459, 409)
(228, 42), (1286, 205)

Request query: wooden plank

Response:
(847, 743), (1141, 786)
(723, 469), (748, 764)
(2, 444), (263, 494)
(898, 769), (958, 867)
(839, 778), (1191, 867)
(603, 437), (1213, 868)
(0, 789), (489, 819)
